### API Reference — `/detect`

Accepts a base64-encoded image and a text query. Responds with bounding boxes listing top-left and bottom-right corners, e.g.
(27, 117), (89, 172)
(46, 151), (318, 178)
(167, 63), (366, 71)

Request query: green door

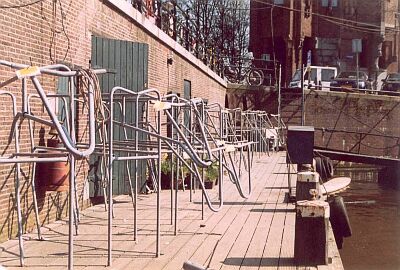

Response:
(89, 36), (149, 197)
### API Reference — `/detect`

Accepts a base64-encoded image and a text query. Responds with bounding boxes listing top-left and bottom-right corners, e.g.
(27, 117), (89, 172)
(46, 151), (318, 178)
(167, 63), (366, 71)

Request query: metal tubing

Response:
(156, 98), (162, 257)
(134, 94), (139, 242)
(68, 78), (81, 226)
(30, 76), (96, 158)
(0, 91), (24, 266)
(68, 154), (75, 270)
(0, 60), (106, 77)
(107, 90), (114, 266)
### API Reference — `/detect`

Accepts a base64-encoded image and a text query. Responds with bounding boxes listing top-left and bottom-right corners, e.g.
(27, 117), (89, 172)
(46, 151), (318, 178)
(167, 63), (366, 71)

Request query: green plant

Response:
(160, 158), (172, 175)
(204, 162), (219, 182)
(160, 156), (191, 177)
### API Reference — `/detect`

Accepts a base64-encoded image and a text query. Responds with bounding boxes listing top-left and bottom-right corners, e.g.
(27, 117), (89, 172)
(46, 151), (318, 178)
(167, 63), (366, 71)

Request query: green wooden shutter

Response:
(90, 36), (149, 197)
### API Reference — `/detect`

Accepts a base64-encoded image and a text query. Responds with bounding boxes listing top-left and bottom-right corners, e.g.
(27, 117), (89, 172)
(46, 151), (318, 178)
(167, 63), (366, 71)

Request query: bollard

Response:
(296, 170), (320, 201)
(294, 198), (330, 266)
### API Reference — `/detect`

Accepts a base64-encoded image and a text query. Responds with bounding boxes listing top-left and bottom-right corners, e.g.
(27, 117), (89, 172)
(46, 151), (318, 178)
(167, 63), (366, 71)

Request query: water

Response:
(335, 164), (400, 270)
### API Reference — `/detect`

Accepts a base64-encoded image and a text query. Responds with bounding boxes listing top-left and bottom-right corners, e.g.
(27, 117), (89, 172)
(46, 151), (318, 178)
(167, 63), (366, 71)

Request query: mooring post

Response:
(295, 198), (330, 266)
(296, 169), (320, 201)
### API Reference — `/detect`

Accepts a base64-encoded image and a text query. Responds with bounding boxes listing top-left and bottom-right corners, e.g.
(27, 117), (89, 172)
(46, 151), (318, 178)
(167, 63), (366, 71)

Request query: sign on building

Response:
(352, 39), (362, 53)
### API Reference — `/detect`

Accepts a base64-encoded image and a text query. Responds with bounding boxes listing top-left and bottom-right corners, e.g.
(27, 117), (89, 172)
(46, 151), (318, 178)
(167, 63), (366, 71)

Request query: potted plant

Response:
(160, 155), (188, 190)
(160, 154), (172, 189)
(203, 162), (219, 189)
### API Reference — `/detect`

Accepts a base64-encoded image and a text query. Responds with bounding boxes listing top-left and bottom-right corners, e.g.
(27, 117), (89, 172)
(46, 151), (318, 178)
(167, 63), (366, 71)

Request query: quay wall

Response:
(0, 0), (226, 242)
(303, 90), (400, 159)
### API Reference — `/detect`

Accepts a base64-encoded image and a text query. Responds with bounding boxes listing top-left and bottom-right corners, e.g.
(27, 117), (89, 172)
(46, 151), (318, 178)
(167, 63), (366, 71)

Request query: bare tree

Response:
(177, 0), (249, 63)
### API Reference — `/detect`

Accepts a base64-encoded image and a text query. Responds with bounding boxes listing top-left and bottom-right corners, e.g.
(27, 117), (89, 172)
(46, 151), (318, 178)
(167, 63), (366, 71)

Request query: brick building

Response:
(249, 0), (400, 87)
(0, 0), (225, 242)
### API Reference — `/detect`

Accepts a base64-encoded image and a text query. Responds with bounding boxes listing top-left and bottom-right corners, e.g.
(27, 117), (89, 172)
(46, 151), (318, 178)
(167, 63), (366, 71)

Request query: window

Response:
(321, 0), (338, 7)
(321, 69), (335, 81)
(305, 0), (311, 18)
(274, 0), (284, 5)
(304, 68), (317, 82)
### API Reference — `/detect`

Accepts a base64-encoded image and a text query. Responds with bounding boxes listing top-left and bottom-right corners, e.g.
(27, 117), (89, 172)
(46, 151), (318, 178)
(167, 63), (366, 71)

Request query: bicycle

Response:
(223, 62), (264, 86)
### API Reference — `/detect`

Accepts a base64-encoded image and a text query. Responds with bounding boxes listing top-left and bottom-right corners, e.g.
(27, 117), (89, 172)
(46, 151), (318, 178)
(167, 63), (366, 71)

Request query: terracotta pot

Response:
(36, 139), (69, 192)
(204, 181), (214, 189)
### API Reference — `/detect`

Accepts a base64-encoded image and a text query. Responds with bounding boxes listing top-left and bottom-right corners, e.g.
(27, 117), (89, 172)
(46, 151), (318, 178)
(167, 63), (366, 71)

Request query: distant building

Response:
(249, 0), (400, 87)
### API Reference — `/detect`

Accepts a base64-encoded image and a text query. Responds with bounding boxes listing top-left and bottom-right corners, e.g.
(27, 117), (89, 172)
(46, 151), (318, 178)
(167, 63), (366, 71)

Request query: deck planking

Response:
(0, 152), (343, 270)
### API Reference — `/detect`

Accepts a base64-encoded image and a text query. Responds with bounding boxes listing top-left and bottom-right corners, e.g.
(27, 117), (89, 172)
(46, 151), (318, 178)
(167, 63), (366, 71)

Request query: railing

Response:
(222, 56), (280, 87)
(291, 84), (400, 96)
(127, 0), (217, 70)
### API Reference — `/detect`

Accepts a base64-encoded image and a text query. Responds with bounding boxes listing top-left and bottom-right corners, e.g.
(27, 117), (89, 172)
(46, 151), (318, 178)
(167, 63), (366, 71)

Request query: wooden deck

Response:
(0, 152), (343, 270)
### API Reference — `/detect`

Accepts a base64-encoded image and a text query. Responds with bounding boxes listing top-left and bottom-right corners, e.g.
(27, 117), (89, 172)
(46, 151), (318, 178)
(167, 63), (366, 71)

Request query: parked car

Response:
(330, 71), (372, 91)
(288, 66), (337, 90)
(380, 73), (400, 95)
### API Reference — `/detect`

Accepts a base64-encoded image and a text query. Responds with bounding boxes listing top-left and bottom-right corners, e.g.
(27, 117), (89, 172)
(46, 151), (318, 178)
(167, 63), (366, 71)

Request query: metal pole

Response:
(356, 52), (359, 90)
(174, 148), (179, 235)
(107, 91), (114, 266)
(156, 102), (162, 257)
(25, 85), (43, 241)
(13, 85), (24, 266)
(170, 100), (175, 225)
(134, 96), (140, 242)
(68, 154), (75, 270)
(301, 64), (305, 126)
(122, 97), (136, 241)
(278, 63), (282, 131)
(70, 78), (80, 234)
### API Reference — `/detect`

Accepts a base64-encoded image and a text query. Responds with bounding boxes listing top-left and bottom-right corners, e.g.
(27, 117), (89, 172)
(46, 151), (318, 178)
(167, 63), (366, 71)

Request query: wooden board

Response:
(321, 177), (351, 195)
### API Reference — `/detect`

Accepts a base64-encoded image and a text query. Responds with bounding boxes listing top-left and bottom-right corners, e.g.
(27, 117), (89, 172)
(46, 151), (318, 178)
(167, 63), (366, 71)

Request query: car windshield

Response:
(292, 70), (301, 81)
(337, 71), (366, 79)
(387, 73), (400, 81)
(291, 68), (317, 82)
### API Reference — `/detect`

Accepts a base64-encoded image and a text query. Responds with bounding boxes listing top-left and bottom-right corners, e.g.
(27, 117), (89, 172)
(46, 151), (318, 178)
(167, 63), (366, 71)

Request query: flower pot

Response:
(204, 181), (214, 189)
(36, 139), (69, 192)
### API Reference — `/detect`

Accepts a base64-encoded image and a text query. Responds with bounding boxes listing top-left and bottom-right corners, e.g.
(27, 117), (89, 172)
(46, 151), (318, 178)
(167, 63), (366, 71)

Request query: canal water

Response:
(335, 163), (400, 270)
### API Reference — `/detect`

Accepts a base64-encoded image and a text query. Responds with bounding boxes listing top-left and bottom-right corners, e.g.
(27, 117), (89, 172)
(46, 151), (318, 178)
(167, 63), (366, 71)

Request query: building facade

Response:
(250, 0), (400, 87)
(0, 0), (225, 242)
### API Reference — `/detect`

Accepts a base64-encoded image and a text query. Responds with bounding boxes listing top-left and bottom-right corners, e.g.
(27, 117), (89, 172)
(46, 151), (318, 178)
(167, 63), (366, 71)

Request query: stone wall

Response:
(303, 91), (400, 159)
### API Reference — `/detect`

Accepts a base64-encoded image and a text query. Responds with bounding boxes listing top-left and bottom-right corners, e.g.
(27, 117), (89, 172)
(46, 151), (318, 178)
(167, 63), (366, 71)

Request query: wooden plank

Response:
(132, 42), (139, 92)
(190, 155), (279, 268)
(259, 156), (290, 270)
(159, 154), (281, 270)
(115, 165), (249, 269)
(137, 43), (144, 92)
(95, 37), (104, 91)
(102, 38), (109, 92)
(239, 162), (288, 270)
(120, 40), (128, 89)
(126, 41), (133, 91)
(108, 152), (256, 269)
(214, 157), (282, 270)
(115, 39), (122, 90)
(0, 153), (345, 270)
(143, 44), (149, 89)
(220, 159), (285, 270)
(108, 38), (116, 92)
(277, 200), (296, 270)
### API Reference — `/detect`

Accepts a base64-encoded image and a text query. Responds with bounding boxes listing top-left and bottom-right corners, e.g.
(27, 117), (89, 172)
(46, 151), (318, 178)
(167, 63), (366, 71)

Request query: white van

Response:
(288, 66), (337, 90)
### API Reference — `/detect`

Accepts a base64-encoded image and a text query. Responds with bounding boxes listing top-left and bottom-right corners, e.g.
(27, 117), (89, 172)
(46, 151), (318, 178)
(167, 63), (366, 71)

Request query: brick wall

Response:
(0, 0), (226, 242)
(281, 90), (400, 159)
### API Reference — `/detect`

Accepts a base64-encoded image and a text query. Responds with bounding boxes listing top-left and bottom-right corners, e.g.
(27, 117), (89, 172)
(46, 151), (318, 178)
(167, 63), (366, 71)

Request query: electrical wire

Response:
(0, 0), (43, 9)
(77, 69), (109, 189)
(252, 0), (399, 33)
(321, 17), (382, 34)
(45, 0), (70, 63)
